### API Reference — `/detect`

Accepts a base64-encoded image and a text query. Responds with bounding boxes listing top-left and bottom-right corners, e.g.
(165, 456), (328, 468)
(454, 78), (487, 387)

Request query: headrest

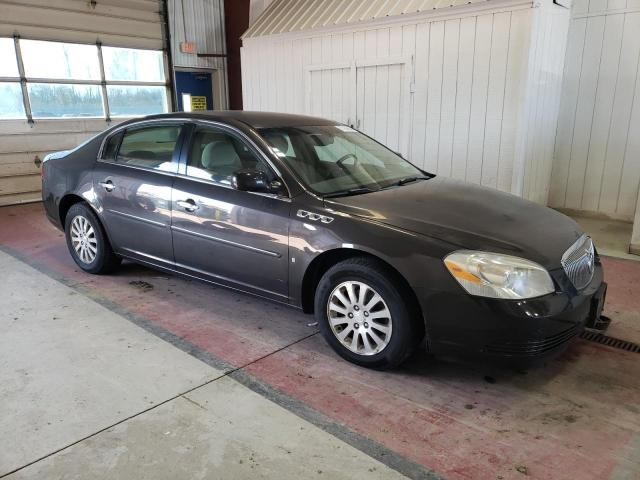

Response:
(202, 141), (240, 169)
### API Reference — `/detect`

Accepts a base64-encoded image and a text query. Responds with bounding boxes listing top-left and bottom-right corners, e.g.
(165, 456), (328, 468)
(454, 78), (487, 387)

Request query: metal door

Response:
(170, 123), (291, 301)
(92, 122), (186, 264)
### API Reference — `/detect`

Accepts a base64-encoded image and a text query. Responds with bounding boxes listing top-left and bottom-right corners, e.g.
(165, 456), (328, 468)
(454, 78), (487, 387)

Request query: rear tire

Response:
(64, 203), (121, 274)
(314, 257), (423, 369)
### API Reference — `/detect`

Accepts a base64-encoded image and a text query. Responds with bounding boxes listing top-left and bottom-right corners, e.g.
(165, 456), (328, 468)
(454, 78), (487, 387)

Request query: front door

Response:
(93, 122), (185, 264)
(175, 70), (214, 112)
(171, 123), (290, 301)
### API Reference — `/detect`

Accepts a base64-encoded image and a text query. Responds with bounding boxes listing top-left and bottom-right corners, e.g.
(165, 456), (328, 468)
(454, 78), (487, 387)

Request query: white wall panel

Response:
(242, 0), (569, 202)
(451, 17), (475, 181)
(551, 5), (640, 221)
(520, 3), (570, 204)
(424, 21), (445, 174)
(482, 12), (511, 191)
(466, 15), (493, 185)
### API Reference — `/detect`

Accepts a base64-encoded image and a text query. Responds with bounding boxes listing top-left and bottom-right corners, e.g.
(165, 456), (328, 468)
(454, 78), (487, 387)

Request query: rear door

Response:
(170, 122), (291, 301)
(93, 122), (186, 265)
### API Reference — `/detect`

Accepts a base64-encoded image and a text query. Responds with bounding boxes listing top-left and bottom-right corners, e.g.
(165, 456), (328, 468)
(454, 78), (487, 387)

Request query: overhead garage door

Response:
(0, 0), (170, 206)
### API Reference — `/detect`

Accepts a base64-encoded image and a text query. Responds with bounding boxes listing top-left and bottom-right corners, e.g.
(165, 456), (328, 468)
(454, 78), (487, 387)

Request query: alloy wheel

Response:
(70, 215), (98, 264)
(327, 281), (393, 355)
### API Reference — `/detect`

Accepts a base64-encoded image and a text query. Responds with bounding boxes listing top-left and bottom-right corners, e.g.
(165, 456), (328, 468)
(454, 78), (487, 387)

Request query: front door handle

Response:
(99, 180), (115, 192)
(176, 199), (198, 212)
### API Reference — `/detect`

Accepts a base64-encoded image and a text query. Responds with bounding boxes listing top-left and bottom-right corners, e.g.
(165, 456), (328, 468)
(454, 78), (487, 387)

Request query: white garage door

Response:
(0, 0), (169, 206)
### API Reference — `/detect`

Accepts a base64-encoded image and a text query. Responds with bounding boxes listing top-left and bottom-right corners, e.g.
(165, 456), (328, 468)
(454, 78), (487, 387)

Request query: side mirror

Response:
(232, 169), (272, 193)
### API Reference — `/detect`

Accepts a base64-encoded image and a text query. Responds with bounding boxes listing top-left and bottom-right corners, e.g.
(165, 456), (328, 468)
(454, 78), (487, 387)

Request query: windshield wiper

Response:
(323, 186), (379, 199)
(394, 175), (431, 186)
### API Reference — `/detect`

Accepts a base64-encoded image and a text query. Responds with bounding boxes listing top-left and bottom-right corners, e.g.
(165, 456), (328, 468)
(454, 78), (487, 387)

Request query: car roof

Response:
(133, 111), (340, 129)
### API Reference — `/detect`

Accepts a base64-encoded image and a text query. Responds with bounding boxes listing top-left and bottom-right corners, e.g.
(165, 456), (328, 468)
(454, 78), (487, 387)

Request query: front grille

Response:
(486, 324), (582, 356)
(562, 235), (595, 290)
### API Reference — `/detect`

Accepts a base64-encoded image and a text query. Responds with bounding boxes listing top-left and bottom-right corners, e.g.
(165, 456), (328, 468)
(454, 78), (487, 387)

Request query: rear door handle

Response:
(99, 180), (115, 192)
(176, 199), (199, 212)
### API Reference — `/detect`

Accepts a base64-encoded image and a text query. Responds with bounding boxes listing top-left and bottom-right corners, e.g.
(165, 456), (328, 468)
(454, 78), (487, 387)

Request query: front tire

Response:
(314, 257), (423, 369)
(64, 203), (121, 274)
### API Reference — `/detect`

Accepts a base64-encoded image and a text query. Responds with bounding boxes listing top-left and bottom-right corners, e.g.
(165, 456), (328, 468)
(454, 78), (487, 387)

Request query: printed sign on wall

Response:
(191, 96), (207, 111)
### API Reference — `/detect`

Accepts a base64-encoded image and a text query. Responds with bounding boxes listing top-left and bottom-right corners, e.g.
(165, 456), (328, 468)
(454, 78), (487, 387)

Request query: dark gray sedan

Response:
(42, 112), (606, 369)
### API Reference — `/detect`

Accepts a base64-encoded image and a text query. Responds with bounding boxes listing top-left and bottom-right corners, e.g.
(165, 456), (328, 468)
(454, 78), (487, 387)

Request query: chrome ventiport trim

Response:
(297, 209), (334, 224)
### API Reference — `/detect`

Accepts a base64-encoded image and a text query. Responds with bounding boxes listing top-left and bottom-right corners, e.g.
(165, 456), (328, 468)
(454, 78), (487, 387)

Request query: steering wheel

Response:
(336, 153), (359, 169)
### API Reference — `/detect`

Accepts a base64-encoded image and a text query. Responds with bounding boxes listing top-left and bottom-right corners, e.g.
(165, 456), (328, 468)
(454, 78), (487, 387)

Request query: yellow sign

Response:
(191, 96), (207, 111)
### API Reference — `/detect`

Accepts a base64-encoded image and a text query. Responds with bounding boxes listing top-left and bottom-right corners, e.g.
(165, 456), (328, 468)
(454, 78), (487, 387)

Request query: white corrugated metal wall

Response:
(168, 0), (229, 109)
(550, 0), (640, 222)
(0, 0), (166, 206)
(242, 0), (569, 203)
(519, 3), (571, 204)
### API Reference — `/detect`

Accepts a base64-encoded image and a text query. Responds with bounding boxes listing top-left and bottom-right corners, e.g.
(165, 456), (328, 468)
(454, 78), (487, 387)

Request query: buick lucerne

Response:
(42, 112), (606, 369)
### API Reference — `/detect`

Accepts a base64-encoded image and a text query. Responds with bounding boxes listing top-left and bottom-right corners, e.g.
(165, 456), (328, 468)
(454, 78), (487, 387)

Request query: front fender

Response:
(288, 197), (460, 313)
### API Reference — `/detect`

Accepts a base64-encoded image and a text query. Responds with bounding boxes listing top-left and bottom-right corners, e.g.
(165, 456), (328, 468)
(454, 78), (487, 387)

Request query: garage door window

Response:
(102, 47), (165, 82)
(0, 38), (25, 119)
(0, 37), (19, 77)
(28, 83), (104, 118)
(0, 37), (170, 121)
(21, 40), (100, 80)
(107, 85), (168, 117)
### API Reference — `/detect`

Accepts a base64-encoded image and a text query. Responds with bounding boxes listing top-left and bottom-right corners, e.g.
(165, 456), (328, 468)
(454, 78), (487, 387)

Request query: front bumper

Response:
(426, 263), (605, 367)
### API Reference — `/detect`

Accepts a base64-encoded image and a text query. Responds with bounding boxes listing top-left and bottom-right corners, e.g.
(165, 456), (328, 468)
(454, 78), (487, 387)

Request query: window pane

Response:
(107, 85), (168, 117)
(0, 83), (25, 118)
(0, 38), (19, 77)
(186, 127), (269, 184)
(21, 40), (100, 80)
(117, 125), (180, 172)
(28, 83), (103, 118)
(102, 47), (165, 82)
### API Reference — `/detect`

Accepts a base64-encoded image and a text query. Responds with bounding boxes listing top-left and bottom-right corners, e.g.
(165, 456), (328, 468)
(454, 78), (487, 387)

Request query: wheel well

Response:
(301, 249), (424, 330)
(58, 194), (86, 226)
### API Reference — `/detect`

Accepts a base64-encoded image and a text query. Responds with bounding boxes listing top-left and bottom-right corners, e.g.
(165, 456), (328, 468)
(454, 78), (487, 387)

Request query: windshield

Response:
(259, 125), (427, 196)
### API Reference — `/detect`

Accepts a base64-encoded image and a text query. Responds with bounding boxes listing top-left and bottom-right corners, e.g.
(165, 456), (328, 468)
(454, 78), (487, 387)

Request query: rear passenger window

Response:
(117, 125), (181, 172)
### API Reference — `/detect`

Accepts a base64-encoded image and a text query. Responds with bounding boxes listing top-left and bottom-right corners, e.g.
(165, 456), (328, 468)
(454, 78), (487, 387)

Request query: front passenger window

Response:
(117, 125), (181, 173)
(186, 127), (270, 185)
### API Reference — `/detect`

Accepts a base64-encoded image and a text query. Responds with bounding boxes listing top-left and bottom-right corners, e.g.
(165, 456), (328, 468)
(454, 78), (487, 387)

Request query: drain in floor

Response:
(580, 330), (640, 353)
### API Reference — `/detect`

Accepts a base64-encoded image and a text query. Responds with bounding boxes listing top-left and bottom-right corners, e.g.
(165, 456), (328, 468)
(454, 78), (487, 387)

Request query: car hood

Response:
(325, 176), (583, 269)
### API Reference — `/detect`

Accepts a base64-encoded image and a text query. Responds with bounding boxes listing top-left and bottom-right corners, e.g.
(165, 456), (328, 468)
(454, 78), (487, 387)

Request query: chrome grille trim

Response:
(561, 235), (595, 290)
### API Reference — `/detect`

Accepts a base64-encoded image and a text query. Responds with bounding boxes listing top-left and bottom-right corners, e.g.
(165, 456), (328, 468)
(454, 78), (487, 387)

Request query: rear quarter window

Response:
(102, 131), (123, 161)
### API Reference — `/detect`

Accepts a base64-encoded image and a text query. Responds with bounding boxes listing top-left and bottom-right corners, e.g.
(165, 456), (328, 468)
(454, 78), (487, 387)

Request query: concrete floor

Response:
(1, 251), (403, 480)
(1, 203), (639, 480)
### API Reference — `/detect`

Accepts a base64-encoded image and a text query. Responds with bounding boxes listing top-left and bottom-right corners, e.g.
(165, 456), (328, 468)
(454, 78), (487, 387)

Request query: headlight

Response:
(444, 251), (554, 299)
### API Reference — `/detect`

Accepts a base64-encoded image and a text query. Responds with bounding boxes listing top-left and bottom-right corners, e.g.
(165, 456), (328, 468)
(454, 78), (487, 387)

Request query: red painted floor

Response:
(2, 203), (639, 480)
